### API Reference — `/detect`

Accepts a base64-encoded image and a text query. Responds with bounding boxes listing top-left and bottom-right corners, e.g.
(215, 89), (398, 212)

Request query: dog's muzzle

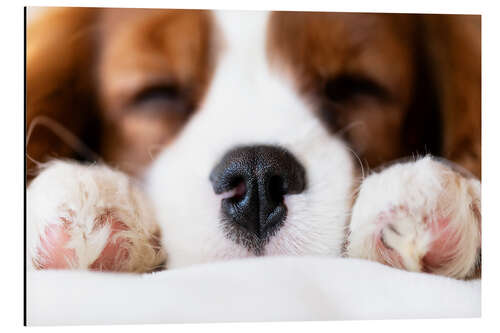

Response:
(209, 145), (306, 253)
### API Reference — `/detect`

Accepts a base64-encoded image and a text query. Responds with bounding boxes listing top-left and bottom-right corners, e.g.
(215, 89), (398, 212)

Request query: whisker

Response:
(284, 120), (323, 146)
(26, 115), (103, 166)
(335, 120), (366, 137)
(147, 144), (163, 161)
(346, 146), (365, 181)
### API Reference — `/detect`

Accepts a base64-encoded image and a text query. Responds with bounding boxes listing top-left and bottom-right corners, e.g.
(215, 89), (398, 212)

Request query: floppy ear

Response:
(27, 7), (100, 178)
(420, 14), (481, 178)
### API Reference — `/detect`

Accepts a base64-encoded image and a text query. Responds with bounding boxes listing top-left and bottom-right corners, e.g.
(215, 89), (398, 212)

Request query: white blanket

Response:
(27, 257), (480, 325)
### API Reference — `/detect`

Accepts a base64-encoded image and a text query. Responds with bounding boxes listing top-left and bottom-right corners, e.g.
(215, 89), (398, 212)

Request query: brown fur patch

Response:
(27, 8), (99, 178)
(97, 9), (214, 175)
(27, 8), (214, 177)
(267, 12), (480, 177)
(420, 15), (481, 178)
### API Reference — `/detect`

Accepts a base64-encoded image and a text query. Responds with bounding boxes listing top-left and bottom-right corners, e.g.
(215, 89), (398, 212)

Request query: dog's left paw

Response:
(346, 156), (481, 279)
(27, 161), (166, 273)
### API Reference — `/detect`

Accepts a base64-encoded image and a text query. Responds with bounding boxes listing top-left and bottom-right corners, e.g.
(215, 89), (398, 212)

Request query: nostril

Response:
(219, 178), (246, 201)
(267, 175), (286, 204)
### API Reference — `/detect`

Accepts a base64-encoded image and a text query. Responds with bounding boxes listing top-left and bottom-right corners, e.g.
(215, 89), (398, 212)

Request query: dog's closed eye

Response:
(317, 74), (392, 133)
(323, 74), (390, 105)
(131, 83), (191, 115)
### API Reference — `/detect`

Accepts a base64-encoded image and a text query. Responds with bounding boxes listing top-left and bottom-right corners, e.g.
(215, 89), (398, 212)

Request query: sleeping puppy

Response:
(26, 8), (481, 279)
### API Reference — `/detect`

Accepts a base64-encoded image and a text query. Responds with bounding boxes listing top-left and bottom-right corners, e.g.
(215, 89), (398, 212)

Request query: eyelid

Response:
(133, 83), (181, 105)
(324, 74), (391, 103)
(121, 79), (195, 117)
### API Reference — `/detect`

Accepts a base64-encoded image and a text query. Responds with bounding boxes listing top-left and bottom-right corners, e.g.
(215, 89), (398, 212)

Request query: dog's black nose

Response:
(209, 145), (306, 244)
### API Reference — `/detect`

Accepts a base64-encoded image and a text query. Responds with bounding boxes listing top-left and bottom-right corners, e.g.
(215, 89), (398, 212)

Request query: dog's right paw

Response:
(346, 157), (481, 279)
(27, 161), (166, 273)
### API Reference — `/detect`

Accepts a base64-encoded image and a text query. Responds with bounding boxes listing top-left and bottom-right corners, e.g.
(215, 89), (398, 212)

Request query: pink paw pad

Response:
(89, 214), (131, 271)
(372, 205), (461, 274)
(34, 211), (132, 272)
(34, 218), (77, 269)
(421, 216), (461, 273)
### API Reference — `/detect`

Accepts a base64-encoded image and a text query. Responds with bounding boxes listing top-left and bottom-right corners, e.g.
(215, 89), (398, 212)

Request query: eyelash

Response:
(323, 74), (389, 104)
(133, 84), (181, 105)
(129, 83), (193, 116)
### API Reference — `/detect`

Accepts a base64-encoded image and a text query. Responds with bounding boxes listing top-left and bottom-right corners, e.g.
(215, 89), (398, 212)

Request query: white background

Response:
(2, 0), (499, 332)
